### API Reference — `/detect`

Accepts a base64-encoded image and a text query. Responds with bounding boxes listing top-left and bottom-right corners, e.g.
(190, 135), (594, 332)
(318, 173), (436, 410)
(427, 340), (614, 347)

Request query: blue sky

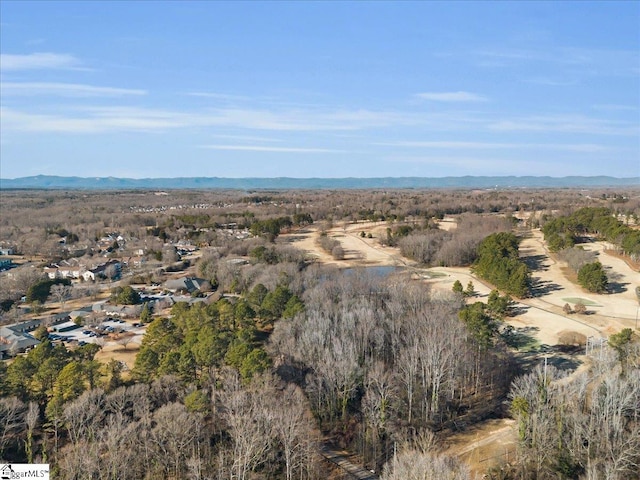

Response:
(1, 1), (638, 179)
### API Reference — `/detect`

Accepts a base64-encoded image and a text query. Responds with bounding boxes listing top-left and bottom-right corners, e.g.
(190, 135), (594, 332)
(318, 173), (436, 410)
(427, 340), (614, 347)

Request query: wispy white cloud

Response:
(200, 144), (343, 153)
(25, 38), (46, 46)
(0, 105), (415, 134)
(416, 91), (488, 102)
(211, 134), (282, 143)
(591, 104), (638, 112)
(488, 114), (639, 136)
(522, 77), (577, 86)
(0, 52), (80, 70)
(185, 92), (251, 101)
(0, 107), (181, 133)
(376, 140), (610, 153)
(1, 82), (146, 97)
(473, 47), (640, 77)
(4, 102), (635, 143)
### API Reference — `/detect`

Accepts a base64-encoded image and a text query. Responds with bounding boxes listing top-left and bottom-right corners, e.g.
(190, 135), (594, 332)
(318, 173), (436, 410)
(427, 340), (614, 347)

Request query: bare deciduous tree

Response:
(0, 396), (26, 457)
(117, 333), (135, 350)
(49, 283), (72, 309)
(380, 449), (471, 480)
(104, 264), (119, 281)
(150, 402), (202, 478)
(25, 401), (39, 463)
(220, 372), (276, 480)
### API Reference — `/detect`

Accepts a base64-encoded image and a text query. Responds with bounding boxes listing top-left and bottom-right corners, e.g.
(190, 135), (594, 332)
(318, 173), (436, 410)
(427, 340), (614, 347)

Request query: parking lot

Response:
(48, 318), (146, 346)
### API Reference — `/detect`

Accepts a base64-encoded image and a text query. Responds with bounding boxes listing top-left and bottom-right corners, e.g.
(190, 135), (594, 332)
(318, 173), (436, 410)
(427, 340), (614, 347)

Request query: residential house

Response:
(124, 256), (145, 268)
(58, 266), (85, 279)
(82, 270), (97, 282)
(83, 259), (122, 281)
(44, 266), (60, 279)
(44, 263), (86, 280)
(164, 277), (210, 294)
(0, 324), (40, 358)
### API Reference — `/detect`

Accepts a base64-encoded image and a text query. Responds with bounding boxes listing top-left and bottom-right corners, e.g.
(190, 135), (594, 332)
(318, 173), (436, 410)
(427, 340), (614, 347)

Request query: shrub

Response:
(574, 302), (587, 314)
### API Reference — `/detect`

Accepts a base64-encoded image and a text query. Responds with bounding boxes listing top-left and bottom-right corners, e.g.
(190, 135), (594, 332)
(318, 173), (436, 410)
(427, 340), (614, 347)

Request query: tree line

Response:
(542, 207), (640, 260)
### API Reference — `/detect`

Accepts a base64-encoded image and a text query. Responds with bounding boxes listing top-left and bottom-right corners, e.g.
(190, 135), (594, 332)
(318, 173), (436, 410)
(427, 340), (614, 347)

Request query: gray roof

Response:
(165, 277), (208, 293)
(0, 326), (40, 353)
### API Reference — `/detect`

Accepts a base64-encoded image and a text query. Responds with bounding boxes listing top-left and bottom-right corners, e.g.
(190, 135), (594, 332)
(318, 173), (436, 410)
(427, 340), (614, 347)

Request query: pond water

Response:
(341, 266), (402, 277)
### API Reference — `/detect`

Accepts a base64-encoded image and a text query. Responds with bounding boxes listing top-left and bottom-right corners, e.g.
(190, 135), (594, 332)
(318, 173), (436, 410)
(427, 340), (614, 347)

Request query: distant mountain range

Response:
(1, 175), (638, 190)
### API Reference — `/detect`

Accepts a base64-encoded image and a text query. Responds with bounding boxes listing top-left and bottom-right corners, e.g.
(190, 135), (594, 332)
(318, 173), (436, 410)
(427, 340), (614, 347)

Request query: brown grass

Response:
(604, 249), (640, 272)
(94, 342), (140, 372)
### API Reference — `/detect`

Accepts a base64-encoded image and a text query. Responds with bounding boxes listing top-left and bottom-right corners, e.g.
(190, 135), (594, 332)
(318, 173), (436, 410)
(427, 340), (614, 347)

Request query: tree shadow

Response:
(282, 236), (303, 244)
(529, 277), (564, 297)
(521, 254), (549, 272)
(501, 325), (539, 351)
(546, 353), (582, 372)
(606, 270), (628, 294)
(514, 345), (583, 373)
(607, 282), (629, 294)
(509, 304), (530, 316)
